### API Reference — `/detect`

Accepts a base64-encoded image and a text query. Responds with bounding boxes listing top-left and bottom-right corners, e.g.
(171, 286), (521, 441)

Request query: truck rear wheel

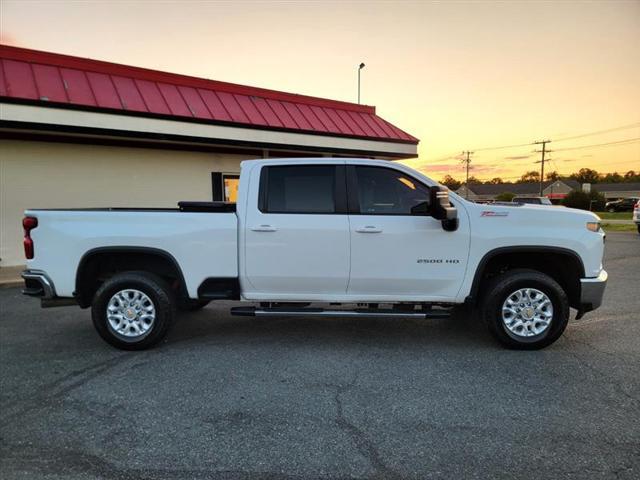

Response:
(482, 269), (569, 350)
(91, 272), (175, 350)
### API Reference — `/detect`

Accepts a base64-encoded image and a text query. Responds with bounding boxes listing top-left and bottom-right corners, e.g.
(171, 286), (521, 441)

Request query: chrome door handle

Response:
(250, 225), (277, 232)
(355, 226), (383, 233)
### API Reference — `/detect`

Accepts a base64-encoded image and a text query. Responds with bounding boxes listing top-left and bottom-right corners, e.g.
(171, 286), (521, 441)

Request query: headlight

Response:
(586, 221), (601, 232)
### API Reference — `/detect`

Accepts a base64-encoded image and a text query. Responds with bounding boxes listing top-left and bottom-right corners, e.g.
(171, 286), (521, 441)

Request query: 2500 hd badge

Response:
(417, 258), (461, 264)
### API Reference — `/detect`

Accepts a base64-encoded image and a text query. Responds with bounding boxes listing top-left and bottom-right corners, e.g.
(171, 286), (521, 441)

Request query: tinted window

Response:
(355, 166), (430, 215)
(263, 165), (336, 213)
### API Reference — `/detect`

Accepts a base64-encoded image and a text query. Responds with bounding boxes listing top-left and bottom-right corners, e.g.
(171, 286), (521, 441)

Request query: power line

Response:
(473, 141), (533, 152)
(553, 122), (640, 142)
(430, 152), (464, 162)
(424, 123), (640, 164)
(576, 159), (640, 167)
(553, 137), (640, 152)
(470, 123), (640, 152)
(469, 137), (638, 172)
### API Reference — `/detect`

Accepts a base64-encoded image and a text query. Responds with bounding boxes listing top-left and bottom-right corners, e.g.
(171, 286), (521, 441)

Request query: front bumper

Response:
(579, 269), (608, 315)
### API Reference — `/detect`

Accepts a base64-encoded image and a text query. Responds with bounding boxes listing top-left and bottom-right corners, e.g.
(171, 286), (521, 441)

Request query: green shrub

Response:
(495, 192), (516, 202)
(562, 189), (605, 211)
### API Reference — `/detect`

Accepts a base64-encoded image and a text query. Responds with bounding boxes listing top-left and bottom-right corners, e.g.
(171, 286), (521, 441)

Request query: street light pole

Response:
(358, 63), (365, 104)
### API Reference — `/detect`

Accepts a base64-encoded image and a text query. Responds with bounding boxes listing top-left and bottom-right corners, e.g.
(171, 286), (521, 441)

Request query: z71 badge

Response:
(481, 211), (509, 217)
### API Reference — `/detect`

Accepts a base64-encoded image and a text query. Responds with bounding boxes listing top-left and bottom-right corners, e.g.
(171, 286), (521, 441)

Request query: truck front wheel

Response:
(482, 269), (569, 350)
(91, 272), (175, 350)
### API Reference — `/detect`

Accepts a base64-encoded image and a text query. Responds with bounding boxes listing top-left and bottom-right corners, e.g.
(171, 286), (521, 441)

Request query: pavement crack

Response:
(0, 440), (342, 480)
(0, 353), (141, 427)
(332, 373), (400, 479)
(564, 338), (640, 408)
(569, 335), (638, 361)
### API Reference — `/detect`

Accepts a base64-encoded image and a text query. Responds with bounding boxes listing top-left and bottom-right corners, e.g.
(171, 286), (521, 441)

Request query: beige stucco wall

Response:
(0, 139), (253, 266)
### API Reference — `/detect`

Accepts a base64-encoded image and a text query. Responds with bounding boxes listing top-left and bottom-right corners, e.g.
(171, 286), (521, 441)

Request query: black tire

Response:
(637, 224), (640, 234)
(482, 269), (569, 350)
(607, 207), (616, 213)
(177, 298), (210, 312)
(91, 271), (175, 350)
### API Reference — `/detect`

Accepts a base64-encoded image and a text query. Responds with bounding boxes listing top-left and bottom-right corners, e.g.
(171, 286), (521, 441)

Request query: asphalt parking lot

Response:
(1, 232), (639, 480)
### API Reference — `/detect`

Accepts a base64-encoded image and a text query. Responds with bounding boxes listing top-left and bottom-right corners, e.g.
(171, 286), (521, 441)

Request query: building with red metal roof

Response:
(0, 45), (418, 266)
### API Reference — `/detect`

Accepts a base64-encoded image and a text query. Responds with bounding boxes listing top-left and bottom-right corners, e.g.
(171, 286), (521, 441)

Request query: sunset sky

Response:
(1, 0), (638, 181)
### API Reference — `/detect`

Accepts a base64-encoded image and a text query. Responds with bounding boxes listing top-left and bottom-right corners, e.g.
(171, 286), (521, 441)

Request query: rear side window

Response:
(260, 165), (336, 214)
(354, 166), (430, 215)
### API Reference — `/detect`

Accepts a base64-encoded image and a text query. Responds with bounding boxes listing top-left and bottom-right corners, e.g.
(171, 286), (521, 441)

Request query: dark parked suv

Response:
(605, 197), (639, 212)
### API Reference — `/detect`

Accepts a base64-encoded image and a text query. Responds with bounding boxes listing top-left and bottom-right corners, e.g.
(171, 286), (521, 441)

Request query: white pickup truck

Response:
(22, 158), (607, 350)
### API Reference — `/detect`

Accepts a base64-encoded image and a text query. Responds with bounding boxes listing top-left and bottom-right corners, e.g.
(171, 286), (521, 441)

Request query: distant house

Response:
(456, 179), (580, 202)
(589, 182), (640, 200)
(456, 179), (640, 202)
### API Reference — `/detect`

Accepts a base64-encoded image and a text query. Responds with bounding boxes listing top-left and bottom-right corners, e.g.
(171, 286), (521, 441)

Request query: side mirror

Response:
(429, 186), (459, 231)
(410, 201), (430, 216)
(429, 186), (457, 220)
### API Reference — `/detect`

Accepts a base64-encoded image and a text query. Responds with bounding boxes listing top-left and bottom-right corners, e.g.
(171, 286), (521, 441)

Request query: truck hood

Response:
(459, 201), (605, 278)
(465, 202), (600, 224)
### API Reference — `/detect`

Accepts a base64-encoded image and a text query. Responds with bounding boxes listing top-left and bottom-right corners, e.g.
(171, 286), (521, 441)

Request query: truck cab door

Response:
(346, 165), (470, 301)
(242, 163), (350, 299)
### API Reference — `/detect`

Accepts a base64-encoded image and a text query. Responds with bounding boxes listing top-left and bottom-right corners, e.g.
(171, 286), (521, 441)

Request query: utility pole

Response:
(533, 140), (552, 197)
(461, 151), (473, 199)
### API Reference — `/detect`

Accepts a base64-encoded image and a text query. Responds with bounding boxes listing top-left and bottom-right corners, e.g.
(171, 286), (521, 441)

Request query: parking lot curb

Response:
(0, 266), (24, 288)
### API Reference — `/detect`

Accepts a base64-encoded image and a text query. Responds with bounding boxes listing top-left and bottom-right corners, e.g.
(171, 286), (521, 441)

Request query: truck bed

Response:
(25, 207), (238, 298)
(26, 201), (237, 213)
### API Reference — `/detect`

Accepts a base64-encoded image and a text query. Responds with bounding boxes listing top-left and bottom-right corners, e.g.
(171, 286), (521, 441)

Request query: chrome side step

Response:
(41, 298), (78, 308)
(230, 306), (450, 319)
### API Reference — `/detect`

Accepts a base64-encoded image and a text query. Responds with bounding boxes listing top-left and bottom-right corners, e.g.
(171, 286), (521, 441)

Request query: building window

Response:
(212, 172), (240, 202)
(224, 175), (240, 203)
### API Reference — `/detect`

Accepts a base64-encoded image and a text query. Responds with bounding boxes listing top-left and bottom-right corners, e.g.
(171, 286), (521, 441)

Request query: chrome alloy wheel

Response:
(107, 289), (156, 339)
(501, 288), (553, 338)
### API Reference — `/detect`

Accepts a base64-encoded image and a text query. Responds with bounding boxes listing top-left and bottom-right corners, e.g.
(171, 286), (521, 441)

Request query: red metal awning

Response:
(0, 45), (418, 145)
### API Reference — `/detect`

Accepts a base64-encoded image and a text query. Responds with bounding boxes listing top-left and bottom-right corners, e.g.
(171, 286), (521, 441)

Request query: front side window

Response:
(262, 165), (336, 213)
(355, 166), (430, 215)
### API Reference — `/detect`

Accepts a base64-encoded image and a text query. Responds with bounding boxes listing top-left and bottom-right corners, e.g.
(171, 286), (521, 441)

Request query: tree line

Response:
(439, 168), (640, 190)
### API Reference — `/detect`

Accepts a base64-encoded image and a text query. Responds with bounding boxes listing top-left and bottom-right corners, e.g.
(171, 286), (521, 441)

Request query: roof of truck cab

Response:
(0, 44), (418, 145)
(241, 158), (421, 167)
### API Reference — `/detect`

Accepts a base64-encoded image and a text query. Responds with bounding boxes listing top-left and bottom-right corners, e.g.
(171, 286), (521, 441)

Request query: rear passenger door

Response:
(243, 164), (350, 298)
